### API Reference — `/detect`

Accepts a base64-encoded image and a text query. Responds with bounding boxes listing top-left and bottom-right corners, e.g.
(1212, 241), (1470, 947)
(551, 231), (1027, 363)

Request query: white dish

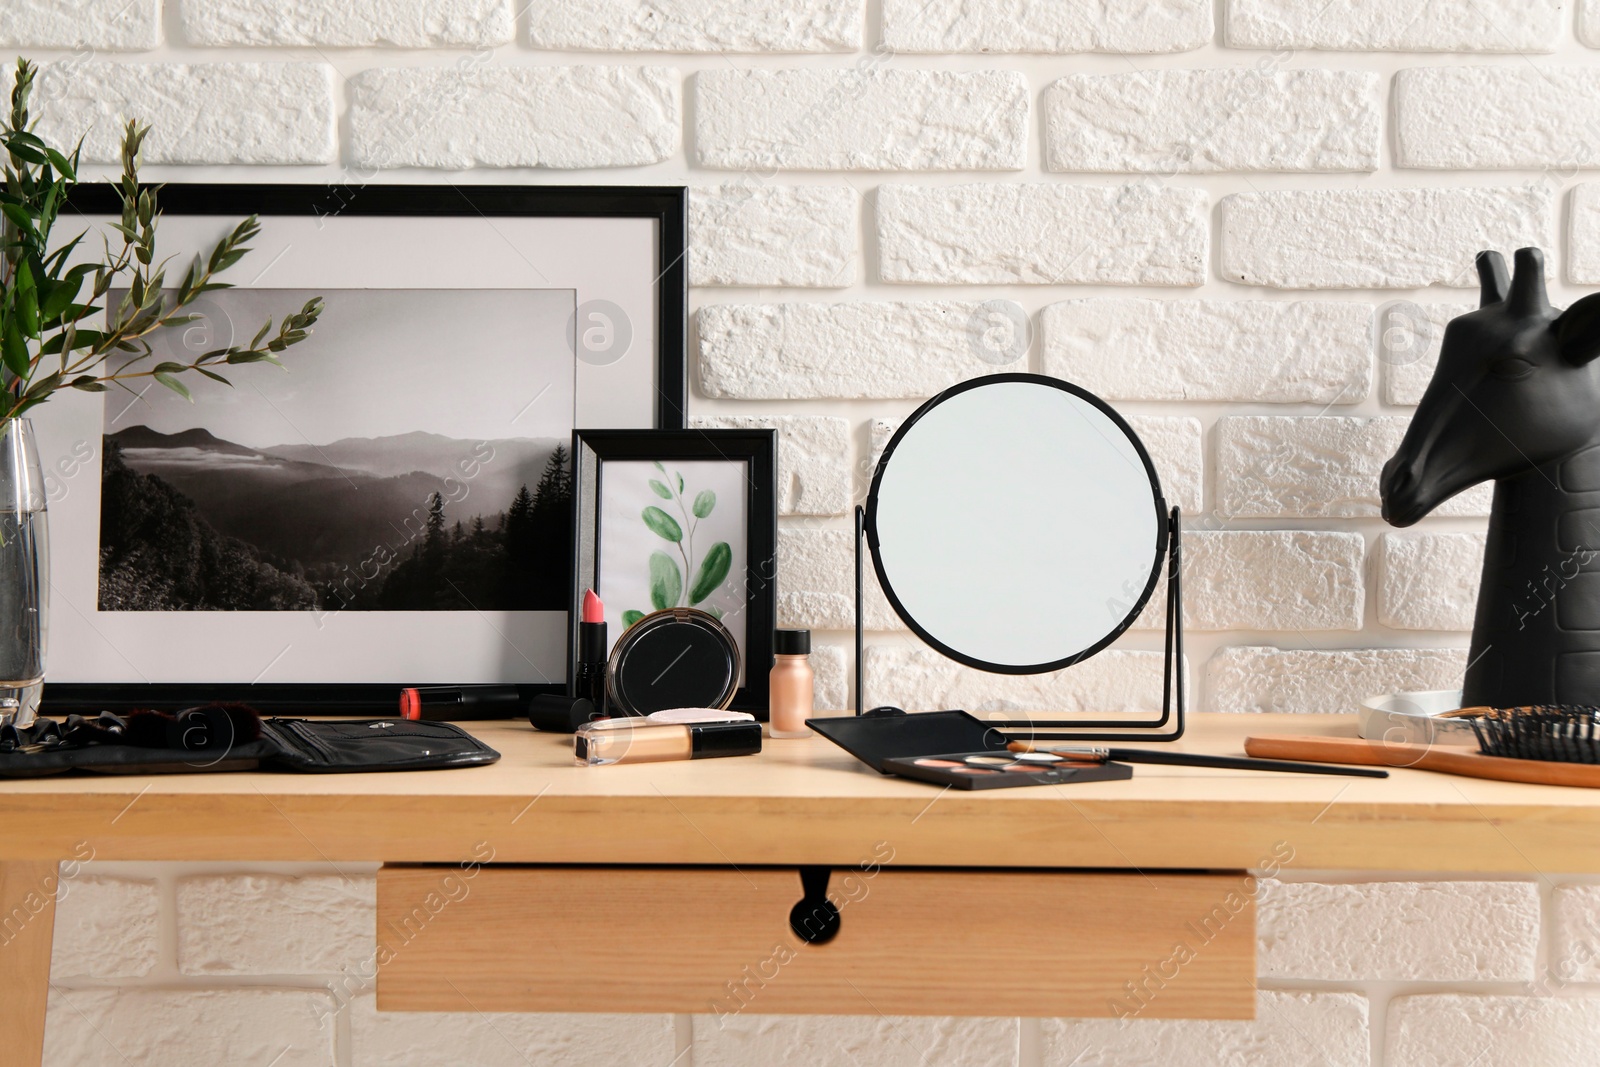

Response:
(1357, 690), (1478, 745)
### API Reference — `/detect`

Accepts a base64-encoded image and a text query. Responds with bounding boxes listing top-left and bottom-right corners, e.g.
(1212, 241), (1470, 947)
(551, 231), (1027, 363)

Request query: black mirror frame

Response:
(855, 373), (1185, 741)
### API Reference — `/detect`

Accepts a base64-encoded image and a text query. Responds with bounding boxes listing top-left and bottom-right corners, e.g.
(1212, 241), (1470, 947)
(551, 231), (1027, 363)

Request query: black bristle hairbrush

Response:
(1245, 704), (1600, 787)
(1467, 705), (1600, 765)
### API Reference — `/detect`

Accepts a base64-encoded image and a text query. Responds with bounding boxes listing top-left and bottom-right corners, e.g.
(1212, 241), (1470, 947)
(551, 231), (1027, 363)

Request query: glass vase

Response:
(0, 419), (48, 728)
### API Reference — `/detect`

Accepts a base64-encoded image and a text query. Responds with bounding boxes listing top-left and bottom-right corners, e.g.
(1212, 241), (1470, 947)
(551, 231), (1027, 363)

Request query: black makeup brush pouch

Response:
(0, 704), (500, 777)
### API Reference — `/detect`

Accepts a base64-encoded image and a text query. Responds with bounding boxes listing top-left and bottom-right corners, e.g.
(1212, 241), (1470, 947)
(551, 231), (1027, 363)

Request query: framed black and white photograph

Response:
(572, 430), (777, 713)
(40, 184), (687, 711)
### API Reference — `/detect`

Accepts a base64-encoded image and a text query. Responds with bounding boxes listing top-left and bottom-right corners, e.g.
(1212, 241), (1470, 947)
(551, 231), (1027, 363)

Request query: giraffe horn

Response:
(1476, 250), (1508, 307)
(1508, 247), (1550, 316)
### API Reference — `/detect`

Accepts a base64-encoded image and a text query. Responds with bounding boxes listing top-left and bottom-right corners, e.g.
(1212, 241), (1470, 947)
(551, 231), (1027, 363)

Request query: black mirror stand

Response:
(853, 505), (1185, 741)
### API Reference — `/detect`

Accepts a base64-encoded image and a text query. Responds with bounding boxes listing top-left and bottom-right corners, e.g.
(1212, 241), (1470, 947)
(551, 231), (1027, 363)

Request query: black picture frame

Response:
(42, 184), (688, 716)
(572, 429), (778, 716)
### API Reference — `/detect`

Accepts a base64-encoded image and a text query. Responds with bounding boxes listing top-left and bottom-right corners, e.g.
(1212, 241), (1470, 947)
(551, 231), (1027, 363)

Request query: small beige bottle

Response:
(768, 629), (814, 738)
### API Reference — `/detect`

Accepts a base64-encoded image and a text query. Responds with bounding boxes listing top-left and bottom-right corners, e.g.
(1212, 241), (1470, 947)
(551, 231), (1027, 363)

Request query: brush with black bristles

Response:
(1468, 705), (1600, 765)
(1244, 704), (1600, 787)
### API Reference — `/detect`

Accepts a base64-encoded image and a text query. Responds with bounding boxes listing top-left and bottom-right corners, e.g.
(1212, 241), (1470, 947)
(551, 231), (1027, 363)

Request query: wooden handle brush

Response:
(1245, 705), (1600, 788)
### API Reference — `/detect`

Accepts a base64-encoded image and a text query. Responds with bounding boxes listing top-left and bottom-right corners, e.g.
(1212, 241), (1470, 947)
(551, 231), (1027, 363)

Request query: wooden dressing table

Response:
(4, 712), (1600, 1067)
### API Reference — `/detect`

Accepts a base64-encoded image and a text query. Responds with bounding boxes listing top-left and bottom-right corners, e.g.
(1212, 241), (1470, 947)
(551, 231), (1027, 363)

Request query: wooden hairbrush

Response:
(1245, 705), (1600, 788)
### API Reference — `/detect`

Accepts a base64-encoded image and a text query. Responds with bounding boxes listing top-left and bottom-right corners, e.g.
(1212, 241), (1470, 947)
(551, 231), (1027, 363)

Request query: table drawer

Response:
(376, 864), (1254, 1019)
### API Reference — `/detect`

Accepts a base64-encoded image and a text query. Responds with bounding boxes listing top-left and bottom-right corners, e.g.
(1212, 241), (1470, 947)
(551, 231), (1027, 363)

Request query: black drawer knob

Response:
(789, 866), (840, 945)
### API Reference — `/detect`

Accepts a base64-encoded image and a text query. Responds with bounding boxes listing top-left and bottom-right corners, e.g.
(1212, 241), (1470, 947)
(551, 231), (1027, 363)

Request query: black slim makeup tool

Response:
(1008, 742), (1388, 778)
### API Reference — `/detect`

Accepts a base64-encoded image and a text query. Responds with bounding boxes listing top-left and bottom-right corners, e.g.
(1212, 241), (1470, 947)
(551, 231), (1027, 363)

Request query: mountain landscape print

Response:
(97, 287), (576, 612)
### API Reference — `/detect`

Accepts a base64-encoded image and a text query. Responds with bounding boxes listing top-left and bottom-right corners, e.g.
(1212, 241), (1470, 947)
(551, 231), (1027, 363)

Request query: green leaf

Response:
(691, 489), (716, 519)
(152, 361), (188, 374)
(647, 479), (672, 499)
(68, 376), (107, 392)
(153, 371), (191, 402)
(677, 473), (684, 493)
(5, 141), (45, 166)
(14, 258), (39, 337)
(195, 368), (231, 386)
(21, 371), (60, 398)
(652, 460), (666, 473)
(641, 506), (682, 543)
(1, 202), (38, 242)
(688, 542), (733, 605)
(648, 551), (682, 611)
(44, 148), (74, 181)
(1, 318), (28, 379)
(621, 610), (645, 628)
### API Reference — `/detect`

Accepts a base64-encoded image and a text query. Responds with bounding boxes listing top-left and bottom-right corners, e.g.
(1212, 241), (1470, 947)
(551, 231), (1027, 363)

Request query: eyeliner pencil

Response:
(1006, 742), (1389, 778)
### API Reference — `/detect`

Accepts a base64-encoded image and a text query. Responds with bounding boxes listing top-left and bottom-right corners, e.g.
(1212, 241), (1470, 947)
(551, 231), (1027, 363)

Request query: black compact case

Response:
(606, 608), (741, 716)
(806, 710), (1132, 790)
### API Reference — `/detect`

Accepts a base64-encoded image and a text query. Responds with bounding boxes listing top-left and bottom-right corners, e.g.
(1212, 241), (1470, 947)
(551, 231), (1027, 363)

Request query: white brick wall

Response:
(690, 185), (858, 287)
(50, 876), (159, 979)
(177, 0), (515, 47)
(528, 0), (859, 53)
(1258, 881), (1540, 981)
(23, 2), (1600, 1060)
(1208, 646), (1468, 714)
(31, 62), (335, 165)
(1226, 0), (1562, 52)
(1378, 532), (1486, 631)
(1, 0), (161, 50)
(694, 70), (1028, 171)
(1043, 69), (1380, 174)
(1387, 995), (1600, 1067)
(695, 1014), (1016, 1066)
(697, 301), (1010, 399)
(1395, 67), (1600, 170)
(1220, 187), (1553, 288)
(881, 0), (1211, 54)
(877, 184), (1208, 285)
(348, 67), (680, 169)
(1041, 299), (1372, 403)
(176, 874), (375, 975)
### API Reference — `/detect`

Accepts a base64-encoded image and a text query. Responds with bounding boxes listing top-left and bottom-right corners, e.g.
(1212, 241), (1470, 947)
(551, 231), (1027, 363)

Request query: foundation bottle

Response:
(768, 629), (814, 738)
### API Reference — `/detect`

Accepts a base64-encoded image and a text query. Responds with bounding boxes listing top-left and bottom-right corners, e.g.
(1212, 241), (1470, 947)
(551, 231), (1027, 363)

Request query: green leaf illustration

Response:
(677, 472), (684, 493)
(641, 506), (682, 542)
(705, 606), (723, 620)
(622, 610), (645, 628)
(692, 489), (716, 518)
(648, 479), (672, 499)
(653, 460), (666, 473)
(649, 551), (682, 611)
(689, 542), (732, 605)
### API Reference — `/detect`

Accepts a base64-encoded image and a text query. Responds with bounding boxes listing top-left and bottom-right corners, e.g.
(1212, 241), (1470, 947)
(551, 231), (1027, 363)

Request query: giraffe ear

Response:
(1477, 250), (1509, 308)
(1557, 293), (1600, 365)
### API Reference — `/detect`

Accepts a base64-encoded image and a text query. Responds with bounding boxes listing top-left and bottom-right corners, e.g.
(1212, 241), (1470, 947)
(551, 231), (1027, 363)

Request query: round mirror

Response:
(867, 374), (1167, 674)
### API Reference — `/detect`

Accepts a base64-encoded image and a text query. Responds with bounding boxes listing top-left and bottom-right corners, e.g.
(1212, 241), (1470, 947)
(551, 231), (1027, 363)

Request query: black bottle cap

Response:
(775, 629), (811, 655)
(688, 720), (763, 759)
(528, 693), (601, 733)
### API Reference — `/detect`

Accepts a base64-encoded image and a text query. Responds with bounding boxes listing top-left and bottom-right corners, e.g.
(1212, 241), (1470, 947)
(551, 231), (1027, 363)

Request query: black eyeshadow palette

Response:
(880, 752), (1133, 790)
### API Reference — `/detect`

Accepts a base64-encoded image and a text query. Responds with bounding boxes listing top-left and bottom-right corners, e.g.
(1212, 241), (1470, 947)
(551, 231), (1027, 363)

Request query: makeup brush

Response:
(1005, 742), (1389, 778)
(1245, 705), (1600, 788)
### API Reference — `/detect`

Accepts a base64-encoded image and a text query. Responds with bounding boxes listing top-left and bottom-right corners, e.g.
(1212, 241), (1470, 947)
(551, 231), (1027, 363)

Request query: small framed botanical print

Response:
(571, 429), (777, 714)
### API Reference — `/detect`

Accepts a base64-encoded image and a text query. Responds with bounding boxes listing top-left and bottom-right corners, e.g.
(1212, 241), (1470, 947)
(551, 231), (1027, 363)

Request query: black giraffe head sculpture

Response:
(1381, 247), (1600, 707)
